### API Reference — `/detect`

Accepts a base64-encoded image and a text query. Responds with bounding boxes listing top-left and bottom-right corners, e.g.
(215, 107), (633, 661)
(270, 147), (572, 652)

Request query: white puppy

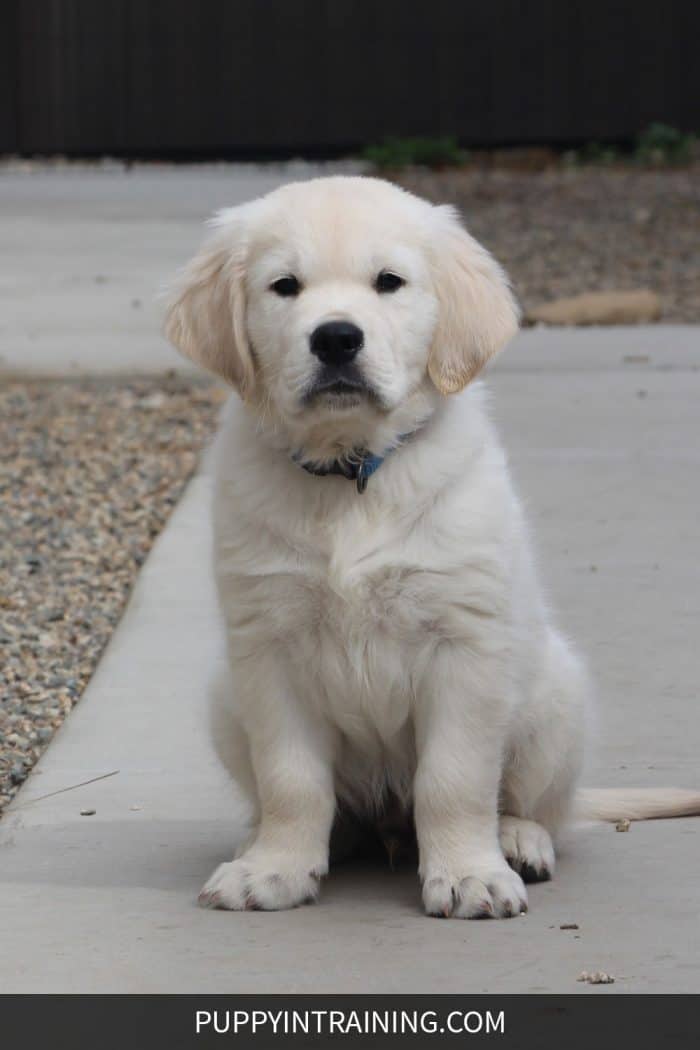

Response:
(165, 176), (699, 918)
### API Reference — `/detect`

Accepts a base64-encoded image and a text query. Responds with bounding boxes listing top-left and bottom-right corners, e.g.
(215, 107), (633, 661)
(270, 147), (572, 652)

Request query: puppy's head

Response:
(164, 177), (518, 447)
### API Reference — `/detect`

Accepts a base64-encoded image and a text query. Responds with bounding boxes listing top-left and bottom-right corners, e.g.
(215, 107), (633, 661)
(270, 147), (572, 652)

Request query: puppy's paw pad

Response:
(423, 876), (456, 918)
(198, 861), (249, 910)
(454, 868), (528, 919)
(500, 817), (555, 883)
(422, 865), (527, 919)
(198, 857), (322, 912)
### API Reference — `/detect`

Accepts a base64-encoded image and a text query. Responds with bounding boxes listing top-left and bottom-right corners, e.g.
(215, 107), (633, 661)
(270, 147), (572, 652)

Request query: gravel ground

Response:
(396, 166), (700, 322)
(0, 376), (225, 813)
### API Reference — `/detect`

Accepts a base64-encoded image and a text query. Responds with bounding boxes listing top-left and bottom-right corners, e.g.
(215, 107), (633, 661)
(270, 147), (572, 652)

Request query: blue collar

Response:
(293, 436), (411, 494)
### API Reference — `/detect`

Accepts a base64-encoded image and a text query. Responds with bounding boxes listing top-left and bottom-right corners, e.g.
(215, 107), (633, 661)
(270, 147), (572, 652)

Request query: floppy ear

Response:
(163, 211), (255, 397)
(428, 206), (520, 395)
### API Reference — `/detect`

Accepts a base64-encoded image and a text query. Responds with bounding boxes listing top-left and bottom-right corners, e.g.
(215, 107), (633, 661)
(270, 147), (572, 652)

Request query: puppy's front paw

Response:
(198, 854), (324, 911)
(422, 861), (528, 919)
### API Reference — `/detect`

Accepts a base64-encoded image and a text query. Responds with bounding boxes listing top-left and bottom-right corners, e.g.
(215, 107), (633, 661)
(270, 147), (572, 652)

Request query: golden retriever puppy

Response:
(165, 176), (699, 917)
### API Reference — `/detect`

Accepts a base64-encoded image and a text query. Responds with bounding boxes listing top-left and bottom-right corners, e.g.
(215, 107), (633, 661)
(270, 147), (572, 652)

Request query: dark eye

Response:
(270, 275), (301, 297)
(375, 271), (405, 293)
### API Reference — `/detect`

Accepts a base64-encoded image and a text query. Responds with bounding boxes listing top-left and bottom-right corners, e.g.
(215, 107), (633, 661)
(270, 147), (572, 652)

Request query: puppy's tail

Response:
(574, 787), (700, 823)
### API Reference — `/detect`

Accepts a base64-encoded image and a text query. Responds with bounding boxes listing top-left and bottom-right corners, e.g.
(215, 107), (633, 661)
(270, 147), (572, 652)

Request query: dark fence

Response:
(1, 0), (698, 156)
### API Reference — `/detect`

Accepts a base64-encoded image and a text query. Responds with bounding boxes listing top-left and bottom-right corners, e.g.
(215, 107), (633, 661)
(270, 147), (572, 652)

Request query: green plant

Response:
(563, 141), (619, 167)
(361, 136), (468, 170)
(635, 123), (696, 165)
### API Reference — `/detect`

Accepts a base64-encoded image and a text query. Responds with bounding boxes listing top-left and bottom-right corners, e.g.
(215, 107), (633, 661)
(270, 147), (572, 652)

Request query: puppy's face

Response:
(165, 177), (519, 451)
(245, 187), (438, 425)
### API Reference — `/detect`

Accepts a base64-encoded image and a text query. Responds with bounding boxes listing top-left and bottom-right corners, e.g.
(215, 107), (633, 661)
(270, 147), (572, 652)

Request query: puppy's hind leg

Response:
(500, 629), (590, 880)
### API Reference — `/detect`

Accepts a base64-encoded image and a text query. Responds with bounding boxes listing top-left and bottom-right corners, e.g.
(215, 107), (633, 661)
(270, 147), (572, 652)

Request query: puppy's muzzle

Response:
(304, 320), (372, 404)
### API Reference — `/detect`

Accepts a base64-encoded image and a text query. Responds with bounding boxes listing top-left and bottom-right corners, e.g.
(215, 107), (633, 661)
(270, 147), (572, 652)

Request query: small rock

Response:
(615, 818), (631, 832)
(560, 923), (579, 930)
(578, 970), (615, 985)
(138, 392), (167, 410)
(80, 808), (96, 816)
(526, 289), (662, 326)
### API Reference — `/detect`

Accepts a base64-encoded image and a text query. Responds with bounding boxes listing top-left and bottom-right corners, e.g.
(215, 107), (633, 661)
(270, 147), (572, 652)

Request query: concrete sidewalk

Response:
(2, 329), (699, 993)
(0, 162), (359, 377)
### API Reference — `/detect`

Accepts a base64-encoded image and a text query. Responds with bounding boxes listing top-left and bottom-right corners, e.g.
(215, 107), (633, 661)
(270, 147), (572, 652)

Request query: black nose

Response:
(309, 320), (363, 366)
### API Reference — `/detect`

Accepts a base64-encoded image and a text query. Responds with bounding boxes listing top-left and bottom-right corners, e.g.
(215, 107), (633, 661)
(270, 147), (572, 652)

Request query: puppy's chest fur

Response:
(217, 492), (460, 747)
(215, 447), (511, 809)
